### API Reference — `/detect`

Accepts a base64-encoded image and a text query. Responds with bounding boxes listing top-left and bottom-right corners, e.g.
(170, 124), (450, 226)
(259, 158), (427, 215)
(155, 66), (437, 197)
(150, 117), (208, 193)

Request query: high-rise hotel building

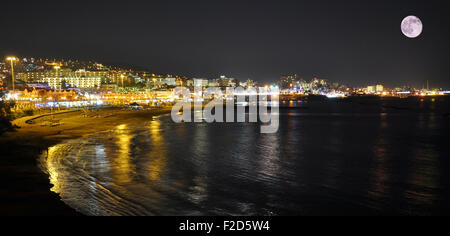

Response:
(39, 77), (102, 90)
(17, 69), (123, 90)
(18, 70), (109, 82)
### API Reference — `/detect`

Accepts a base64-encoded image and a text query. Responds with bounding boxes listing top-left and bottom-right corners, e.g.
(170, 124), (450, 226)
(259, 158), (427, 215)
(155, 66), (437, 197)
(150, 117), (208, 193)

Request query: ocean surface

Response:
(41, 96), (450, 216)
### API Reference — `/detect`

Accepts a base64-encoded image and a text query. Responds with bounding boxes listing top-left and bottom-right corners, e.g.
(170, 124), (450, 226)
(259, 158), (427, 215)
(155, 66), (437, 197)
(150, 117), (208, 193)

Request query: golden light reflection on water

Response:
(111, 124), (136, 184)
(370, 136), (389, 198)
(368, 114), (390, 200)
(147, 119), (167, 181)
(45, 146), (63, 194)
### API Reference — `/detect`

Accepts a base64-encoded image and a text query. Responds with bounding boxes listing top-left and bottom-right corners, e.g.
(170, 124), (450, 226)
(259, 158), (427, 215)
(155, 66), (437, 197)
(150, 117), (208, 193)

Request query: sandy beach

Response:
(0, 107), (172, 216)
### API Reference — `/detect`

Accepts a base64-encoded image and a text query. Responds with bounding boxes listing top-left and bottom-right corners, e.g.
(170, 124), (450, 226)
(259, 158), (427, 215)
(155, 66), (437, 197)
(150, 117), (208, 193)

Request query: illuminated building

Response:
(365, 85), (384, 94)
(184, 79), (193, 87)
(39, 76), (102, 90)
(18, 69), (110, 83)
(18, 71), (57, 82)
(0, 62), (6, 71)
(367, 86), (376, 93)
(193, 78), (209, 87)
(376, 85), (384, 93)
(155, 77), (177, 86)
(208, 79), (220, 87)
(176, 77), (186, 87)
(108, 71), (128, 85)
(244, 79), (257, 88)
(319, 79), (329, 86)
(72, 70), (109, 80)
(218, 75), (236, 87)
(279, 75), (298, 90)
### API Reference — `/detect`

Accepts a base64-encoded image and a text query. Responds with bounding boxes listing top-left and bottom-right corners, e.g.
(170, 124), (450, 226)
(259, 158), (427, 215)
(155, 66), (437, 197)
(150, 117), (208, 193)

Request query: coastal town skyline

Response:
(1, 0), (450, 88)
(1, 55), (448, 93)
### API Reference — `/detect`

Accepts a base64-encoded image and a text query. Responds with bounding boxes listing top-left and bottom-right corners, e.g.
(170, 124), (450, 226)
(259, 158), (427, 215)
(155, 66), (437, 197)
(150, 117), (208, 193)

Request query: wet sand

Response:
(0, 107), (172, 216)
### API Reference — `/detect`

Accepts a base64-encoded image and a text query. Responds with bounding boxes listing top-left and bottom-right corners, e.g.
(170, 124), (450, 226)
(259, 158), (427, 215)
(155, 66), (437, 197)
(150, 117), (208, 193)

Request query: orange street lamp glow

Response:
(6, 56), (18, 93)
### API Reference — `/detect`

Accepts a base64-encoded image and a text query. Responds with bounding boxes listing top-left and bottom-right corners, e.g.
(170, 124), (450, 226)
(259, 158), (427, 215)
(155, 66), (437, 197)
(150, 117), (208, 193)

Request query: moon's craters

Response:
(401, 16), (423, 38)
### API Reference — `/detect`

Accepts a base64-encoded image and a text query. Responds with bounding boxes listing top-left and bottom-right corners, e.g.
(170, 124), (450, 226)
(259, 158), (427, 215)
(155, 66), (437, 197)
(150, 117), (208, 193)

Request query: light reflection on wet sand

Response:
(112, 124), (136, 184)
(146, 119), (167, 181)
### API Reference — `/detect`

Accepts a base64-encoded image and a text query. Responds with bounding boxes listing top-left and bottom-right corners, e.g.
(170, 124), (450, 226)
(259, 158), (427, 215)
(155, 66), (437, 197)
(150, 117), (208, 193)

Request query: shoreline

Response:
(0, 107), (172, 216)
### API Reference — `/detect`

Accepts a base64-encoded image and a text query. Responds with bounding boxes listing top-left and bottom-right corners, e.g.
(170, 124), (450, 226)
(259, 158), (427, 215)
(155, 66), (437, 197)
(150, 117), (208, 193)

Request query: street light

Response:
(6, 56), (18, 93)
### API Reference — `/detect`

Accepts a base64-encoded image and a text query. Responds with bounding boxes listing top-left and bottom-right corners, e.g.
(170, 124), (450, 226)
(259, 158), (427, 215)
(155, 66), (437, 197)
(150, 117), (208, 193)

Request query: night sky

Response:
(1, 0), (449, 88)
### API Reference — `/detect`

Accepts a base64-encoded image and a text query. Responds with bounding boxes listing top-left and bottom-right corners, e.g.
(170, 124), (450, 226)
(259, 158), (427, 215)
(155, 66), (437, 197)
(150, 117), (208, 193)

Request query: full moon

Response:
(401, 16), (423, 38)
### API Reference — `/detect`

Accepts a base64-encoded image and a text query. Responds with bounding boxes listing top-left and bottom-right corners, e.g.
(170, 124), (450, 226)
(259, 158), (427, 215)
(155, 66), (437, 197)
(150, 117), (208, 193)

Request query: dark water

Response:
(41, 97), (450, 215)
